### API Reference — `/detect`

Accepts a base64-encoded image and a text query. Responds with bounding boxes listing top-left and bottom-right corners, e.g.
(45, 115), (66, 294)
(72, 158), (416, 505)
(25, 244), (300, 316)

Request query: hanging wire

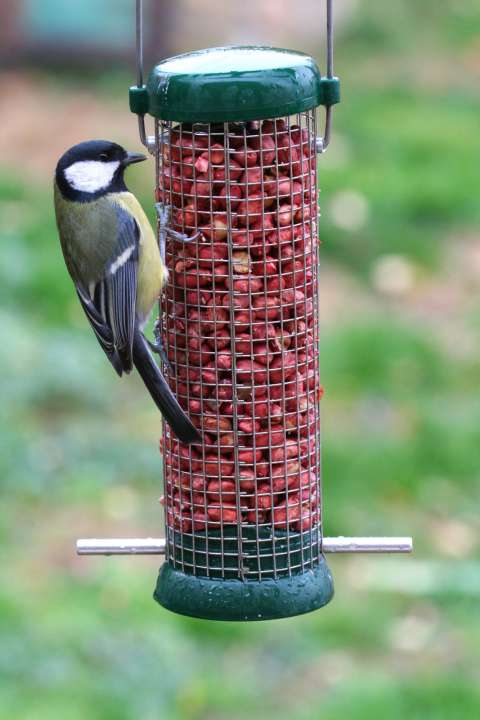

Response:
(319, 0), (334, 152)
(136, 0), (143, 88)
(326, 0), (333, 78)
(135, 0), (153, 150)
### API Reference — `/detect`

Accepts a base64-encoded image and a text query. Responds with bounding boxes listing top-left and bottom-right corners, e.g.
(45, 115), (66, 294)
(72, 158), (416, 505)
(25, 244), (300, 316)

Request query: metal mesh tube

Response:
(157, 112), (322, 580)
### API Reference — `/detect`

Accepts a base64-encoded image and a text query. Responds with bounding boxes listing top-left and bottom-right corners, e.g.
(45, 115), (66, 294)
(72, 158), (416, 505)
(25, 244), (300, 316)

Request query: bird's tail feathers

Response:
(132, 328), (201, 445)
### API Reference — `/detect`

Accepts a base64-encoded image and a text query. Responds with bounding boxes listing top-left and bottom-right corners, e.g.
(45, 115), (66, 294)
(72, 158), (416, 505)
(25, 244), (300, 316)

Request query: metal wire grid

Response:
(156, 111), (322, 580)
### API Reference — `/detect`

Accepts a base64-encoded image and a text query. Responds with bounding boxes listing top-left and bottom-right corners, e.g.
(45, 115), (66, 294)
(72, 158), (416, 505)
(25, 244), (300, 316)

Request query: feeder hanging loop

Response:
(316, 0), (341, 153)
(131, 0), (155, 152)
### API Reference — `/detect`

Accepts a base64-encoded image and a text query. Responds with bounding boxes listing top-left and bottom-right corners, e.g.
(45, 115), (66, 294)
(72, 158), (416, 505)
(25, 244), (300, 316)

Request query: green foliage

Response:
(321, 90), (480, 272)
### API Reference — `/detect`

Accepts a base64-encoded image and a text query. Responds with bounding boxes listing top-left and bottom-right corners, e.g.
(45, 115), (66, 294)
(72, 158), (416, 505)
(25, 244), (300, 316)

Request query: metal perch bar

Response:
(76, 536), (413, 556)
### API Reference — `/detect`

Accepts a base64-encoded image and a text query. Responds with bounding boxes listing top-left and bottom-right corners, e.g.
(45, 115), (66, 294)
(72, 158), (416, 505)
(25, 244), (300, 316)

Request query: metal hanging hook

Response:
(323, 0), (334, 149)
(316, 0), (339, 153)
(135, 0), (155, 152)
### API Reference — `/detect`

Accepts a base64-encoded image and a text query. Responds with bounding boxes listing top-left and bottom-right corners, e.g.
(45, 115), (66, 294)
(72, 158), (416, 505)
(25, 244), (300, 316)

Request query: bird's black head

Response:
(55, 140), (146, 202)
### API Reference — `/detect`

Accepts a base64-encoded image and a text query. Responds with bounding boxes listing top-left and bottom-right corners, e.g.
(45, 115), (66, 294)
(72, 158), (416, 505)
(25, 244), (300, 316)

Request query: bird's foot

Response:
(155, 201), (172, 226)
(155, 202), (200, 243)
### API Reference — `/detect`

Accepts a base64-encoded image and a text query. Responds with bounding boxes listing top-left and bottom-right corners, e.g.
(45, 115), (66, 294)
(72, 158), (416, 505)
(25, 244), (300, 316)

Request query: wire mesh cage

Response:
(158, 112), (322, 581)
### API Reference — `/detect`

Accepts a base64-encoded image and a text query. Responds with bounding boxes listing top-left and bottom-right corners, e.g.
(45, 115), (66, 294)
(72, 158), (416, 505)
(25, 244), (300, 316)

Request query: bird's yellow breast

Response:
(113, 192), (166, 322)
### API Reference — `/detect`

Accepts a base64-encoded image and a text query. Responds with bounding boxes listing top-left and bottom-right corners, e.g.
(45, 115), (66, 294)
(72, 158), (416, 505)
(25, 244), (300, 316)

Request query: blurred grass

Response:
(1, 1), (480, 718)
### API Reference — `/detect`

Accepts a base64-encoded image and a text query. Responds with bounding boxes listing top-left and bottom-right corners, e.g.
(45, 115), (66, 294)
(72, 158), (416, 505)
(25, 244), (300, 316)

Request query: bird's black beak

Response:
(123, 151), (147, 166)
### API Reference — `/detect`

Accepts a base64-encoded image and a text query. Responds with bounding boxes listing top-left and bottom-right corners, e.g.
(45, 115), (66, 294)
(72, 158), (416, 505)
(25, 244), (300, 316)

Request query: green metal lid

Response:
(130, 45), (337, 123)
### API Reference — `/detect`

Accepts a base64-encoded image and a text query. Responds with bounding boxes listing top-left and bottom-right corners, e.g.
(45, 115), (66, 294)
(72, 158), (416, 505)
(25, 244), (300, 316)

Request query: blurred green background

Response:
(1, 1), (479, 718)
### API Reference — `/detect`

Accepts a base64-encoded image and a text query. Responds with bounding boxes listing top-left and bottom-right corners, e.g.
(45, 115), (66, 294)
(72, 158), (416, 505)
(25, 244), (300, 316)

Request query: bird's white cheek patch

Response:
(64, 160), (120, 193)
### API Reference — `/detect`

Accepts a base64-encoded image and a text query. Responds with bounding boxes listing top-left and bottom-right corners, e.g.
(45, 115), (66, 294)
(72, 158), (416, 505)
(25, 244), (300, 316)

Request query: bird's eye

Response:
(99, 153), (109, 161)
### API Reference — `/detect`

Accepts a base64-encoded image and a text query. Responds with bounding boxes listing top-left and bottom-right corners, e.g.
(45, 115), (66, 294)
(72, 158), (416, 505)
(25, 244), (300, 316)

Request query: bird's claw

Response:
(155, 202), (200, 243)
(167, 228), (201, 243)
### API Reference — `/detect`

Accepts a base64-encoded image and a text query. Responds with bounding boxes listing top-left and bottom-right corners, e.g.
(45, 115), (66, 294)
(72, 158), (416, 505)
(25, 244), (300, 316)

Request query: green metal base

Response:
(154, 557), (334, 621)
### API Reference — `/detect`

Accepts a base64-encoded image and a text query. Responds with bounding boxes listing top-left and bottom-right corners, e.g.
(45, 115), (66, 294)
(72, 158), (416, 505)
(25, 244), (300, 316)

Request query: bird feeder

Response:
(77, 0), (412, 621)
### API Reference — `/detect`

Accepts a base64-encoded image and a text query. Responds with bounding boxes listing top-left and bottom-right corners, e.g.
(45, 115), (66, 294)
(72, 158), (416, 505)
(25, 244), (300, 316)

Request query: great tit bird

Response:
(54, 139), (200, 444)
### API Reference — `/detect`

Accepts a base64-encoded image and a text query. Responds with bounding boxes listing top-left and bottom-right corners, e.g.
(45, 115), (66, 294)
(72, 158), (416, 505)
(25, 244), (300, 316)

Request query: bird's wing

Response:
(75, 284), (123, 375)
(76, 204), (139, 375)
